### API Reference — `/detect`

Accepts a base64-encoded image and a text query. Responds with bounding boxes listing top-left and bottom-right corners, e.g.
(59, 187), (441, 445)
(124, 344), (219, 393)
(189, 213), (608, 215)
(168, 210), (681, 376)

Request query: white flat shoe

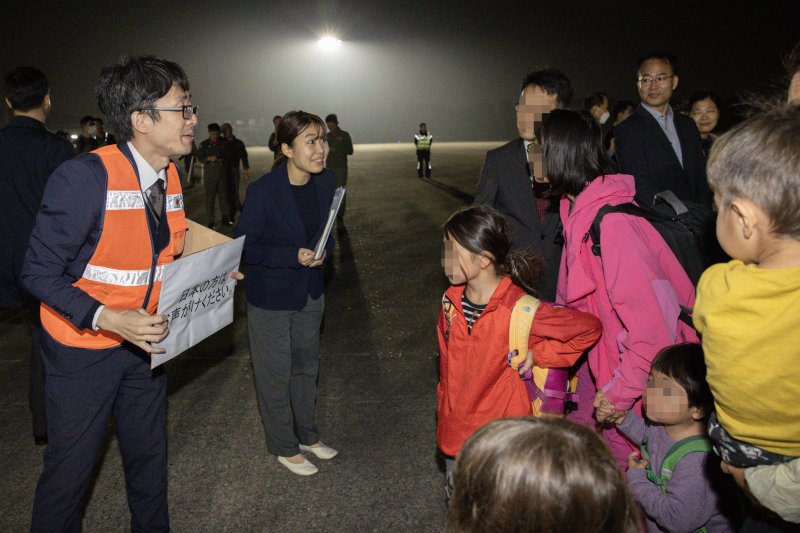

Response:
(299, 442), (338, 460)
(277, 455), (318, 476)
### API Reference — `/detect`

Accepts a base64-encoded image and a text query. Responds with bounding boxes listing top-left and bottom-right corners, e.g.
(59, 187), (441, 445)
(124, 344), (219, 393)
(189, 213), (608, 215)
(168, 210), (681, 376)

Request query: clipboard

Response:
(313, 186), (346, 260)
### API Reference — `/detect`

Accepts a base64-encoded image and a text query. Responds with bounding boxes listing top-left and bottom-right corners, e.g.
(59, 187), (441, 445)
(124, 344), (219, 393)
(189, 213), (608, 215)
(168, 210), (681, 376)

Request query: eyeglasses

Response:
(141, 105), (198, 120)
(637, 75), (674, 86)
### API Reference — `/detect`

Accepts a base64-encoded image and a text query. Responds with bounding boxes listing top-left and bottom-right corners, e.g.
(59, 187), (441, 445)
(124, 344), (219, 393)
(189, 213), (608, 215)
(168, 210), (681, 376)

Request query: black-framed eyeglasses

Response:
(637, 75), (674, 86)
(141, 105), (198, 120)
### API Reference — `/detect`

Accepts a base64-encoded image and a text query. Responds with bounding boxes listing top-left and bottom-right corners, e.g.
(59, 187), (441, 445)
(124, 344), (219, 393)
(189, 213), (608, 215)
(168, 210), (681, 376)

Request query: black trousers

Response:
(417, 150), (431, 177)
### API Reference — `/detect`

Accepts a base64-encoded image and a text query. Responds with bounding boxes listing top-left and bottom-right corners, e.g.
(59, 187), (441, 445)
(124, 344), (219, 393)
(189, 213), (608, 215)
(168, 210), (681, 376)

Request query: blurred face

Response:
(326, 120), (338, 133)
(616, 104), (634, 124)
(208, 130), (219, 142)
(221, 124), (233, 137)
(637, 59), (678, 111)
(283, 123), (326, 175)
(138, 83), (196, 158)
(517, 84), (557, 141)
(591, 96), (609, 122)
(690, 98), (719, 135)
(442, 235), (483, 285)
(644, 370), (691, 425)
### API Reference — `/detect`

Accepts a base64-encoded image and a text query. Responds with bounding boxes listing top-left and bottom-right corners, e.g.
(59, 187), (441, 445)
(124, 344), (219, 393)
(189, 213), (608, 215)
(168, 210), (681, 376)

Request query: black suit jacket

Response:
(0, 116), (73, 308)
(474, 138), (562, 301)
(615, 104), (710, 207)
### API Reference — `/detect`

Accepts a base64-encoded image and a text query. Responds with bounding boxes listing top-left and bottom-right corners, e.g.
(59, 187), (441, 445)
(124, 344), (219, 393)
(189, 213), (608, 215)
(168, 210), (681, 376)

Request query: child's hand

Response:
(627, 451), (649, 470)
(593, 390), (626, 424)
(517, 350), (535, 376)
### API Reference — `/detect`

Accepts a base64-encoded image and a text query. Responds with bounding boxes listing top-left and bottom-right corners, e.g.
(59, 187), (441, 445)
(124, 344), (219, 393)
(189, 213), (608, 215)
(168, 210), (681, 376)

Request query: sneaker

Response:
(277, 455), (318, 476)
(299, 442), (338, 460)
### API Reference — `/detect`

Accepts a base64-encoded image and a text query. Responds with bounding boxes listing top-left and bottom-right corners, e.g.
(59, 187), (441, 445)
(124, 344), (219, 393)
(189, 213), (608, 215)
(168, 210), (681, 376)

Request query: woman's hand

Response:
(298, 248), (326, 268)
(594, 390), (626, 423)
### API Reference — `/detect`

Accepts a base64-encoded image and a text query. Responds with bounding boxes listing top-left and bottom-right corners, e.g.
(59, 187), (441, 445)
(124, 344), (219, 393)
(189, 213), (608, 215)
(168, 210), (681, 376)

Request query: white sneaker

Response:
(277, 455), (318, 476)
(299, 442), (339, 460)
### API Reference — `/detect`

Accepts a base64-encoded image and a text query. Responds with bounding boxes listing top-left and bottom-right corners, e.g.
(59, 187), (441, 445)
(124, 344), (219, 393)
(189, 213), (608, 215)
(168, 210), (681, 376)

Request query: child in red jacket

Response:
(438, 205), (602, 501)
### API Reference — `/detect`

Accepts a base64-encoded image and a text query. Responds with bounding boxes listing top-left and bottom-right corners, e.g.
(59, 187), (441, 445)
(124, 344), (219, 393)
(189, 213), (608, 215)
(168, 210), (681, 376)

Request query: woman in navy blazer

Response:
(235, 111), (338, 476)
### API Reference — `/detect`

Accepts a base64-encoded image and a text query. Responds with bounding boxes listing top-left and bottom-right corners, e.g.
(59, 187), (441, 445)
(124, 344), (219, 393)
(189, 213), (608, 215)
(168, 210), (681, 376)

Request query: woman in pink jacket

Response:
(536, 109), (698, 468)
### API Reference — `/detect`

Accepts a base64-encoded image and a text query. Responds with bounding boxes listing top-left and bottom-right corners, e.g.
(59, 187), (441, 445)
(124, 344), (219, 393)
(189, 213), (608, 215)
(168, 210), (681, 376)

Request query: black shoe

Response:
(34, 434), (48, 446)
(208, 222), (215, 229)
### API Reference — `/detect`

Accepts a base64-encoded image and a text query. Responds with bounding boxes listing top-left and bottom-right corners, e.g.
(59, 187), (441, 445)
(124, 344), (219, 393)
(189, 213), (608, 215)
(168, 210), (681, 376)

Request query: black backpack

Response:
(586, 191), (724, 326)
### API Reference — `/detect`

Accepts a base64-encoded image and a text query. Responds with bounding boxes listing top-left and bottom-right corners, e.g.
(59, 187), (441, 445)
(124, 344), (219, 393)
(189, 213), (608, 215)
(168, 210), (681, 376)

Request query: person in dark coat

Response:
(0, 66), (73, 445)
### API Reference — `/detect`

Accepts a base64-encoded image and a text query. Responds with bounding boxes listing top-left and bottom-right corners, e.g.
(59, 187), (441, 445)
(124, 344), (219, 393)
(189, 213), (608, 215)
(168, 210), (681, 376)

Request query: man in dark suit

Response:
(615, 51), (710, 207)
(474, 68), (573, 301)
(0, 66), (74, 445)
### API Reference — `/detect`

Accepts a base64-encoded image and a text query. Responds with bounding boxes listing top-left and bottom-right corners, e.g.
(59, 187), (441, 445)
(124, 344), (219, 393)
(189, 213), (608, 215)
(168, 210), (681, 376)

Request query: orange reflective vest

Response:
(40, 145), (188, 349)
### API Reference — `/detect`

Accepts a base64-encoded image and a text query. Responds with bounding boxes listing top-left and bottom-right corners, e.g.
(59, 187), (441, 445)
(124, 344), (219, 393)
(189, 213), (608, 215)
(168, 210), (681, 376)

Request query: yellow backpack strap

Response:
(508, 294), (539, 370)
(441, 295), (455, 341)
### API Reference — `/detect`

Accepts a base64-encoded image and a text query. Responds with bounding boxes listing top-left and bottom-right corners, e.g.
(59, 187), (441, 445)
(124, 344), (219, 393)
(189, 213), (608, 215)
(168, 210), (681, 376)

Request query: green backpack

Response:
(640, 434), (713, 533)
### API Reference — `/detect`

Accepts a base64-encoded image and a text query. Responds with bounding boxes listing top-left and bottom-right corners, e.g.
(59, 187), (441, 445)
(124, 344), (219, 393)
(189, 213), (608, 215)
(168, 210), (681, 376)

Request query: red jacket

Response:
(436, 276), (602, 456)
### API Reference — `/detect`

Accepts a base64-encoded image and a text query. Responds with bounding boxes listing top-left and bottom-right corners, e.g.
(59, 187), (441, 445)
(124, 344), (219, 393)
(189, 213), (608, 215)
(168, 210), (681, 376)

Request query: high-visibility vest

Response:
(414, 133), (432, 151)
(40, 145), (188, 349)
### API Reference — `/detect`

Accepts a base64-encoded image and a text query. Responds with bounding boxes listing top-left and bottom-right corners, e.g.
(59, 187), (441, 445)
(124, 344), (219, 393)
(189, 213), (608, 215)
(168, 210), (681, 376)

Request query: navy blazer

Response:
(235, 163), (336, 311)
(474, 138), (562, 301)
(615, 104), (711, 207)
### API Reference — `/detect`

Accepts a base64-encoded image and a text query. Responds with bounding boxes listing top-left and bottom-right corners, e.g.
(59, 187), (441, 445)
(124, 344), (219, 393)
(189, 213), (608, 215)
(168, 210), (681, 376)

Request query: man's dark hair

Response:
(520, 68), (573, 108)
(95, 55), (189, 142)
(2, 66), (49, 111)
(325, 113), (338, 124)
(540, 109), (616, 196)
(637, 51), (678, 74)
(582, 91), (608, 112)
(612, 99), (635, 121)
(80, 115), (95, 126)
(651, 343), (713, 416)
(208, 122), (221, 132)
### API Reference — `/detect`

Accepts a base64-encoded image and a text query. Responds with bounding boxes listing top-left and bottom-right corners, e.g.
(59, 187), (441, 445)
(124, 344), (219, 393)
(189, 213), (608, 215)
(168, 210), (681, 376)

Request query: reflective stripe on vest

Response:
(415, 133), (432, 151)
(40, 144), (188, 349)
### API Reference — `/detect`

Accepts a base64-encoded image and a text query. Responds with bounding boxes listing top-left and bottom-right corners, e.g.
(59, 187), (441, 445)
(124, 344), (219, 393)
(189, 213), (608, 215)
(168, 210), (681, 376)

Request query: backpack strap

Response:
(441, 295), (455, 341)
(643, 434), (712, 493)
(508, 294), (539, 367)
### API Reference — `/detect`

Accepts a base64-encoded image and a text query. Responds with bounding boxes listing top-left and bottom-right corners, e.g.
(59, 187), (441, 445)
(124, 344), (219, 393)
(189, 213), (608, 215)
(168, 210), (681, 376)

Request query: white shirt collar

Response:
(127, 141), (166, 192)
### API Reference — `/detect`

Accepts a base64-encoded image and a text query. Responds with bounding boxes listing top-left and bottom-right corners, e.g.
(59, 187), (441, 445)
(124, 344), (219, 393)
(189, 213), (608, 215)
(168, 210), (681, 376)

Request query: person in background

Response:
(236, 110), (338, 477)
(324, 113), (353, 221)
(688, 91), (721, 157)
(604, 99), (635, 158)
(615, 51), (710, 207)
(75, 114), (99, 154)
(449, 417), (639, 533)
(0, 66), (74, 446)
(583, 91), (610, 128)
(198, 122), (231, 227)
(414, 122), (432, 178)
(221, 122), (249, 221)
(95, 117), (116, 147)
(268, 114), (282, 159)
(473, 68), (573, 303)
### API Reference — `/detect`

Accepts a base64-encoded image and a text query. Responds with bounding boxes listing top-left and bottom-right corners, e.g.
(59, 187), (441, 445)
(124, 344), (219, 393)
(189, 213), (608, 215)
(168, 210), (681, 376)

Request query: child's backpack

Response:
(640, 434), (713, 533)
(441, 294), (573, 416)
(587, 191), (718, 287)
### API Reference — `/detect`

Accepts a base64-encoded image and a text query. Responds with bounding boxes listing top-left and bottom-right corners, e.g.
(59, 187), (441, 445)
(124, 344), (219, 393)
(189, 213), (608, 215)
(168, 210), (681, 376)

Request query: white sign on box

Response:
(151, 220), (244, 368)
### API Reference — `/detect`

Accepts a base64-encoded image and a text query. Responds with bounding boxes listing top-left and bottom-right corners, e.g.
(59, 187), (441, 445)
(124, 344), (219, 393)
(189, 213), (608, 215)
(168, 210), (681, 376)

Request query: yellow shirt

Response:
(694, 260), (800, 456)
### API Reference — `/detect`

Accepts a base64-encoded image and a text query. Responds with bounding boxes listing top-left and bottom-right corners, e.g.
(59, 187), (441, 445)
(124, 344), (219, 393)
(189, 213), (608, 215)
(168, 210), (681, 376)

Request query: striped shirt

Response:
(462, 292), (487, 334)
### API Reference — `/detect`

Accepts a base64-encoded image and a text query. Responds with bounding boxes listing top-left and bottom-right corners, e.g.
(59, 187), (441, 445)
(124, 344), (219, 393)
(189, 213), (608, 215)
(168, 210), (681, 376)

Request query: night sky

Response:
(3, 1), (796, 144)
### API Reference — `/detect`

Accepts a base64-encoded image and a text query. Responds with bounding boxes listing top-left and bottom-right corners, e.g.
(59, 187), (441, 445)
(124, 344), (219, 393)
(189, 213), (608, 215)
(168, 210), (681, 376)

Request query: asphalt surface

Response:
(0, 142), (500, 532)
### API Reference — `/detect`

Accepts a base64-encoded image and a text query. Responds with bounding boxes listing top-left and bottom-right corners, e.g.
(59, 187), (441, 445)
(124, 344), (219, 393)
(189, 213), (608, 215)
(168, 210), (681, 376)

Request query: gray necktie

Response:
(146, 179), (165, 220)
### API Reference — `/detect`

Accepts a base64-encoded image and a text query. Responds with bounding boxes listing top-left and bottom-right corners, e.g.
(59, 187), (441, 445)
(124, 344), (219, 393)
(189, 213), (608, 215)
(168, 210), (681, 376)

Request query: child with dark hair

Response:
(449, 417), (640, 533)
(437, 204), (601, 499)
(601, 343), (735, 532)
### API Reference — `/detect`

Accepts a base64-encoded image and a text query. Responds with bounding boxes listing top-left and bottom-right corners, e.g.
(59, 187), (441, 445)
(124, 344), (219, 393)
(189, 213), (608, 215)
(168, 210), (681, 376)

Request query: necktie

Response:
(146, 179), (165, 220)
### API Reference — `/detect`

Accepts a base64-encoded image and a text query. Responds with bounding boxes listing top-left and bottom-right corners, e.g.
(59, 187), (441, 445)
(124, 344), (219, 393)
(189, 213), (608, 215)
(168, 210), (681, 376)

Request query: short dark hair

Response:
(708, 103), (800, 238)
(651, 343), (713, 415)
(207, 122), (221, 132)
(612, 99), (635, 121)
(520, 68), (573, 108)
(80, 115), (95, 126)
(582, 91), (608, 112)
(3, 66), (49, 111)
(450, 417), (639, 533)
(324, 113), (338, 124)
(272, 110), (326, 170)
(637, 51), (678, 74)
(688, 91), (721, 110)
(95, 55), (190, 142)
(540, 108), (616, 196)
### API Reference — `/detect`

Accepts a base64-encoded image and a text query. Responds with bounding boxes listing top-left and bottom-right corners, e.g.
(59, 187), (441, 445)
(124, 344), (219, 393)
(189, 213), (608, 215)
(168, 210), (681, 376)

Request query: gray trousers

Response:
(247, 295), (324, 457)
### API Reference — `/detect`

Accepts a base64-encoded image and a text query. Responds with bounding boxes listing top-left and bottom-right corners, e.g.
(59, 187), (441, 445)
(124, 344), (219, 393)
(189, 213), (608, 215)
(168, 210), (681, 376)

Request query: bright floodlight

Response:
(318, 36), (342, 52)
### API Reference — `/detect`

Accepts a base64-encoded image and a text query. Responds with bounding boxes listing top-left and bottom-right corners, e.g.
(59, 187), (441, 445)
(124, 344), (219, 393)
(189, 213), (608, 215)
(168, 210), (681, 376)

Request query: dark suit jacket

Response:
(235, 163), (336, 311)
(615, 104), (710, 207)
(474, 138), (562, 301)
(0, 116), (73, 308)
